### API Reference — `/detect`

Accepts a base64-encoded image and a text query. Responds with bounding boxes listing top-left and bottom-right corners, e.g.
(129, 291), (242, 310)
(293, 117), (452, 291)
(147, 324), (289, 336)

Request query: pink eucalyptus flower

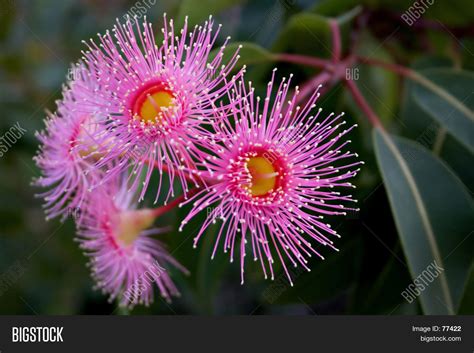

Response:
(180, 72), (363, 285)
(76, 174), (187, 308)
(34, 64), (112, 221)
(79, 15), (243, 203)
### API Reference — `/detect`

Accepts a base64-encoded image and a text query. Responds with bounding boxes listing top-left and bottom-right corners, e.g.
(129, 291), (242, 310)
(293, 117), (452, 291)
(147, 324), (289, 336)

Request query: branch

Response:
(329, 19), (342, 62)
(356, 56), (411, 77)
(344, 79), (383, 129)
(152, 188), (200, 216)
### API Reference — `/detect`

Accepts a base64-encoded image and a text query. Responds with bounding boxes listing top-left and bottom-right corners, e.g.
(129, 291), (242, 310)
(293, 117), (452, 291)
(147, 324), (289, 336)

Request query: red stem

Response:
(152, 194), (186, 217)
(295, 55), (357, 104)
(329, 19), (342, 62)
(151, 188), (199, 217)
(356, 56), (412, 77)
(344, 79), (383, 129)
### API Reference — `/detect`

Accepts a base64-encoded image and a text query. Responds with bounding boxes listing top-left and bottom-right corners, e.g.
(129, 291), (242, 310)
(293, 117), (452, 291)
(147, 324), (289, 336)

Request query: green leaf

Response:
(272, 7), (360, 56)
(412, 69), (474, 153)
(399, 58), (473, 191)
(458, 263), (474, 314)
(401, 56), (454, 139)
(210, 42), (275, 70)
(462, 38), (474, 71)
(439, 136), (474, 191)
(176, 0), (246, 27)
(373, 129), (474, 315)
(272, 12), (332, 57)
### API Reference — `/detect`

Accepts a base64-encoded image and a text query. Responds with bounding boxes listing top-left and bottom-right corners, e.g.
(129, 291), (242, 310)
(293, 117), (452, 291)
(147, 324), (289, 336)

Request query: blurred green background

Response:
(0, 0), (473, 315)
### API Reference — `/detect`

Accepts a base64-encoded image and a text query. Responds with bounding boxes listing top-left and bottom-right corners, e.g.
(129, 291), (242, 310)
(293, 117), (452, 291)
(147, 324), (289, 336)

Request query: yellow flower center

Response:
(133, 86), (175, 124)
(116, 209), (155, 246)
(246, 156), (278, 196)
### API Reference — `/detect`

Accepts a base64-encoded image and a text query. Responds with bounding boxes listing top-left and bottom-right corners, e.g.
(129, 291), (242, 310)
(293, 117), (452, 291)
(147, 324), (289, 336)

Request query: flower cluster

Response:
(34, 14), (361, 308)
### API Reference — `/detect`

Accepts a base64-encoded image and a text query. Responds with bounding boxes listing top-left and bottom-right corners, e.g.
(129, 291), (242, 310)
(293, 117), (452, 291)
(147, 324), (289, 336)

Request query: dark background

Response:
(0, 0), (472, 315)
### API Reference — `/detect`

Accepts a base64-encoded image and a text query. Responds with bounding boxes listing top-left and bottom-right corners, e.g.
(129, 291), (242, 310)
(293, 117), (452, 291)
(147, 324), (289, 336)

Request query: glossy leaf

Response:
(373, 129), (474, 314)
(400, 56), (454, 138)
(439, 135), (474, 192)
(272, 8), (360, 57)
(412, 69), (474, 153)
(272, 12), (332, 57)
(399, 58), (473, 191)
